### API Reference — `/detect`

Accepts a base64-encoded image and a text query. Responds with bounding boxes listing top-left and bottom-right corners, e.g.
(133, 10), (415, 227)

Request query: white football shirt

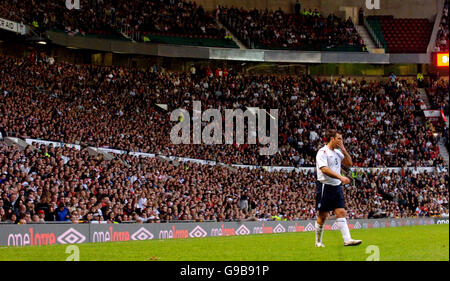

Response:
(316, 145), (344, 186)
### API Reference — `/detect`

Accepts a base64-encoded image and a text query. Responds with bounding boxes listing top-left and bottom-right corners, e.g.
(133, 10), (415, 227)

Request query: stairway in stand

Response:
(355, 25), (377, 52)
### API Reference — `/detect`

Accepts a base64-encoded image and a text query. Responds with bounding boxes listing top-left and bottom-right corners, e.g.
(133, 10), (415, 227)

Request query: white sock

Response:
(315, 222), (324, 244)
(336, 218), (352, 242)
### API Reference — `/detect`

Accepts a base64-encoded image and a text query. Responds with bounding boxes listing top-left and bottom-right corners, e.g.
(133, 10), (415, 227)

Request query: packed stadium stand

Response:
(0, 139), (448, 224)
(0, 0), (125, 39)
(0, 54), (445, 167)
(0, 0), (238, 48)
(0, 0), (441, 53)
(0, 51), (448, 224)
(114, 0), (238, 47)
(435, 0), (449, 52)
(217, 6), (367, 51)
(428, 80), (450, 117)
(426, 79), (449, 152)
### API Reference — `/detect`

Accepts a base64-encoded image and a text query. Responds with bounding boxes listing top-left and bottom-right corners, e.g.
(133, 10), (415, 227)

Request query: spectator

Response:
(70, 211), (80, 224)
(45, 205), (56, 222)
(56, 203), (70, 222)
(6, 213), (18, 224)
(31, 214), (40, 223)
(294, 1), (301, 15)
(37, 210), (46, 223)
(0, 207), (6, 222)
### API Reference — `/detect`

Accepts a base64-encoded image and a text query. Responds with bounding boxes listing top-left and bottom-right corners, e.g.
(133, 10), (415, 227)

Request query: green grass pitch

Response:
(0, 224), (448, 261)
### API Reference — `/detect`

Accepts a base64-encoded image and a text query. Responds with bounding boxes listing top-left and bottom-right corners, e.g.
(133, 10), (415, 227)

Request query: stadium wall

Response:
(0, 218), (443, 247)
(195, 0), (439, 20)
(46, 31), (431, 64)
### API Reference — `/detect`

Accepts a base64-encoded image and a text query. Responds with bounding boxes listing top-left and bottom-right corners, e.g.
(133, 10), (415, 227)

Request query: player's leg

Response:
(335, 208), (351, 242)
(333, 184), (361, 246)
(315, 211), (328, 247)
(315, 181), (328, 247)
(335, 207), (362, 246)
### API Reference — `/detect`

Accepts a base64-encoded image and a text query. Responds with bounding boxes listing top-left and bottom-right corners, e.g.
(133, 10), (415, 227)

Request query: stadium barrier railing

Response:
(10, 137), (446, 174)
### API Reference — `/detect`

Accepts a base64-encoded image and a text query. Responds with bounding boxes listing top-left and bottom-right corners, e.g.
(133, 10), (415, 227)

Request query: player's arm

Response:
(337, 141), (353, 167)
(320, 166), (350, 184)
(340, 147), (353, 167)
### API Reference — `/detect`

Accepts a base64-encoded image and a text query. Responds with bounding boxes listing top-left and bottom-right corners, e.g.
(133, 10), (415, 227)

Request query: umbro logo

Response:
(235, 225), (250, 235)
(57, 228), (86, 244)
(189, 226), (207, 238)
(304, 223), (315, 232)
(131, 227), (154, 240)
(273, 224), (286, 233)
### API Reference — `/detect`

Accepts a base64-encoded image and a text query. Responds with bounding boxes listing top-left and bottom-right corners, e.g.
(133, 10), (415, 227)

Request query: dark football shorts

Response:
(315, 181), (346, 212)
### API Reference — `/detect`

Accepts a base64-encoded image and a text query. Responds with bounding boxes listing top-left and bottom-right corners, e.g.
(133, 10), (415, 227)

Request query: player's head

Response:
(326, 129), (342, 149)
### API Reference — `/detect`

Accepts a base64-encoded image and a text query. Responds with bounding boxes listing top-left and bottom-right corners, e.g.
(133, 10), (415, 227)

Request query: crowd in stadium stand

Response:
(435, 0), (449, 52)
(0, 0), (225, 39)
(428, 79), (449, 116)
(0, 54), (445, 168)
(426, 79), (449, 151)
(0, 140), (448, 224)
(217, 6), (367, 51)
(0, 0), (367, 50)
(0, 0), (120, 36)
(114, 0), (225, 38)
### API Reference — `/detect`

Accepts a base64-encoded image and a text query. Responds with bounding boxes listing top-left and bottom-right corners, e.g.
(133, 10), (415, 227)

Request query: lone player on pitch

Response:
(315, 129), (362, 247)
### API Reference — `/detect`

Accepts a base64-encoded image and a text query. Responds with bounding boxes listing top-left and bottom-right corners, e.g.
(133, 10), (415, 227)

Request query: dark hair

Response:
(325, 129), (340, 141)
